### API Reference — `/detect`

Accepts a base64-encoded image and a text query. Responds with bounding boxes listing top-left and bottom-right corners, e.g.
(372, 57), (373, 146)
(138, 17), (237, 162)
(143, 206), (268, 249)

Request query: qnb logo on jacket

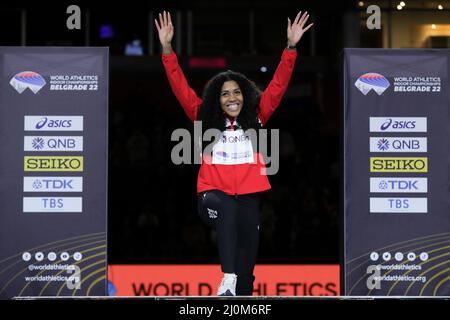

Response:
(354, 73), (390, 96)
(10, 71), (46, 94)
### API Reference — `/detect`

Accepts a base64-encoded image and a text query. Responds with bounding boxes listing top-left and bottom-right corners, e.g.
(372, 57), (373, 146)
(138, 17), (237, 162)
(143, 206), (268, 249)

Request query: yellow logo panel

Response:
(24, 156), (84, 172)
(370, 157), (427, 172)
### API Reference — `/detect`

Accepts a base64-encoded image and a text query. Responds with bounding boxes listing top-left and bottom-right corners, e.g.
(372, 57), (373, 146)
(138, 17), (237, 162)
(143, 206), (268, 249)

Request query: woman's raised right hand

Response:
(155, 11), (174, 47)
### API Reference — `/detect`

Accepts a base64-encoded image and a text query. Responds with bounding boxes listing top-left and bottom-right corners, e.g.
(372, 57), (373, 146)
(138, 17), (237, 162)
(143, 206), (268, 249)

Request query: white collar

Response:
(225, 117), (240, 128)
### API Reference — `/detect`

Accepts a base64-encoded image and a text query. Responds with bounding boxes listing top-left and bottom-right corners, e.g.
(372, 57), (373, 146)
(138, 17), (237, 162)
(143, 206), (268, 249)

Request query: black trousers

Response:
(198, 189), (261, 296)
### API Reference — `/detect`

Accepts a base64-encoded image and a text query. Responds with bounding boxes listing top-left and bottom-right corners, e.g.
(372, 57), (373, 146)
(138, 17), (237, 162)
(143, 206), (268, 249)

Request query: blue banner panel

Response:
(343, 49), (450, 296)
(0, 47), (108, 299)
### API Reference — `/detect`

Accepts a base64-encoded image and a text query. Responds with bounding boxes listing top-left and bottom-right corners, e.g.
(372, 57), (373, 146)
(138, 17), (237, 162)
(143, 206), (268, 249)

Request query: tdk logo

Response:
(379, 180), (418, 191)
(370, 177), (427, 193)
(10, 71), (46, 94)
(33, 179), (74, 190)
(24, 177), (83, 192)
(355, 73), (390, 95)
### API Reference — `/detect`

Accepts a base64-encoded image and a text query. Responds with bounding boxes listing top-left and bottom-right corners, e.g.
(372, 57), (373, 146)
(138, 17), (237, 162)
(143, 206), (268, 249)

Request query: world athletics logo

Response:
(354, 73), (390, 96)
(9, 71), (46, 94)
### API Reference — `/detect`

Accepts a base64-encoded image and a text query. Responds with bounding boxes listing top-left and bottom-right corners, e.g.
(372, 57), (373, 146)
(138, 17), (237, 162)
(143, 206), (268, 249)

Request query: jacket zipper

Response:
(232, 118), (238, 198)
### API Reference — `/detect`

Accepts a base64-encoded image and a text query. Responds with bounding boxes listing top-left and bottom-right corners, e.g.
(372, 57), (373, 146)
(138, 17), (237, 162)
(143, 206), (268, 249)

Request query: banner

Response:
(343, 49), (450, 296)
(108, 265), (339, 296)
(0, 47), (108, 299)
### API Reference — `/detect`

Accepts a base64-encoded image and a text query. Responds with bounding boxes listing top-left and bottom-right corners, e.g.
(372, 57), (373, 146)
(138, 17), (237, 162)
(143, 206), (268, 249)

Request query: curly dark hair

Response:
(198, 70), (262, 134)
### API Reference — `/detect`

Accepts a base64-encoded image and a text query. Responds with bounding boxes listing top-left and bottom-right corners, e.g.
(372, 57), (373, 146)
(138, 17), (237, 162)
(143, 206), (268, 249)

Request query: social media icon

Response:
(407, 252), (416, 261)
(419, 252), (429, 261)
(35, 252), (44, 262)
(48, 252), (57, 261)
(370, 252), (379, 261)
(73, 252), (83, 261)
(382, 252), (391, 261)
(395, 252), (404, 261)
(61, 252), (70, 261)
(22, 252), (32, 262)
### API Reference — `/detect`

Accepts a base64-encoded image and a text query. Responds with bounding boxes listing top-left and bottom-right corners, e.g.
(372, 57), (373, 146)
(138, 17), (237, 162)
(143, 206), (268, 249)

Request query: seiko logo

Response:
(370, 157), (428, 172)
(24, 156), (84, 172)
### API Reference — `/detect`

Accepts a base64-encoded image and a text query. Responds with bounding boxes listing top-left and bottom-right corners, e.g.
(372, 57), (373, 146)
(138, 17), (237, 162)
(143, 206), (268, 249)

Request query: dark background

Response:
(0, 0), (391, 265)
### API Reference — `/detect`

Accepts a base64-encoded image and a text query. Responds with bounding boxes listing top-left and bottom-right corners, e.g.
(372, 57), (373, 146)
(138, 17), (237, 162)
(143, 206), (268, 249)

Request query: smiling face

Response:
(220, 80), (243, 118)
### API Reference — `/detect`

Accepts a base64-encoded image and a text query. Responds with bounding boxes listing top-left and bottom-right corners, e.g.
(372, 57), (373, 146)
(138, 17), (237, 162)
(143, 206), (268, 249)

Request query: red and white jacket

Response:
(162, 49), (297, 195)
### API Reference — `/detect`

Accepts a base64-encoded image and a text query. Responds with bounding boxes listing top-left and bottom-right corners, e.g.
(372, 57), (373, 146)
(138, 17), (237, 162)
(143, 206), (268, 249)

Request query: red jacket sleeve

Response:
(258, 48), (297, 126)
(162, 52), (202, 122)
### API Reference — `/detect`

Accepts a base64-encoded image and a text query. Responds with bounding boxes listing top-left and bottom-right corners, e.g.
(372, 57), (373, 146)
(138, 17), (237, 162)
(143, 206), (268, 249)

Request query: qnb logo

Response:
(25, 136), (82, 152)
(377, 138), (389, 151)
(31, 137), (45, 150)
(370, 137), (426, 153)
(10, 71), (46, 94)
(355, 73), (390, 96)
